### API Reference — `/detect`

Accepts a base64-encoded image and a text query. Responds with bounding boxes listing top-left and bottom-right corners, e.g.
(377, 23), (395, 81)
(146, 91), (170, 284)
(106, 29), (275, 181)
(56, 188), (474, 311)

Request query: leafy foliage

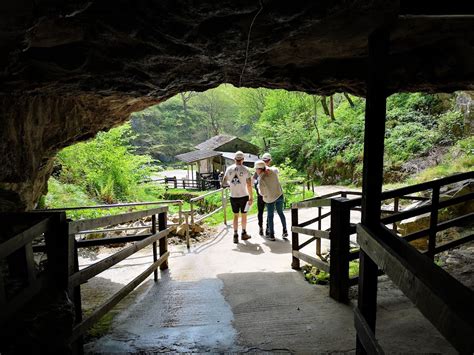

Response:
(55, 124), (153, 203)
(45, 86), (472, 215)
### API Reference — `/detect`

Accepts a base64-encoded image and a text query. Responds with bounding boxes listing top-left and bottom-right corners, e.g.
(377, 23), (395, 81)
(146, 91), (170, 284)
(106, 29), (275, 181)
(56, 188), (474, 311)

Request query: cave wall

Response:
(0, 1), (473, 210)
(0, 94), (158, 210)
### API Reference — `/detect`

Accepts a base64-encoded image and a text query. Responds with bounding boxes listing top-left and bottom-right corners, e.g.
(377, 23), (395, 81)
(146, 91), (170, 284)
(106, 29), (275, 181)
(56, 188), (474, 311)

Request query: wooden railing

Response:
(67, 206), (171, 344)
(0, 212), (62, 324)
(182, 188), (228, 248)
(1, 204), (174, 353)
(153, 176), (221, 190)
(354, 171), (474, 354)
(283, 179), (315, 208)
(292, 171), (474, 308)
(291, 190), (362, 302)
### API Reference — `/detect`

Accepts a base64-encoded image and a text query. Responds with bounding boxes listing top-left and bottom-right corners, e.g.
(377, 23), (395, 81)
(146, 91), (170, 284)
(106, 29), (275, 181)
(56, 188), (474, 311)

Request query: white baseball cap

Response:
(234, 151), (245, 160)
(254, 160), (266, 169)
(262, 153), (272, 161)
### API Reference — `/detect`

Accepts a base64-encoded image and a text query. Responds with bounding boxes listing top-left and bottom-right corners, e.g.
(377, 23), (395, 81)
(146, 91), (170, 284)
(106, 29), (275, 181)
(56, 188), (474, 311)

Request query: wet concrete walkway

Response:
(83, 187), (455, 354)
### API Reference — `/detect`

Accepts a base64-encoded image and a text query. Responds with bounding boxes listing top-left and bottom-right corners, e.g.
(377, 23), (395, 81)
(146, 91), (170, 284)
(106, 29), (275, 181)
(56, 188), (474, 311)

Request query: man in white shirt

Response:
(223, 151), (253, 243)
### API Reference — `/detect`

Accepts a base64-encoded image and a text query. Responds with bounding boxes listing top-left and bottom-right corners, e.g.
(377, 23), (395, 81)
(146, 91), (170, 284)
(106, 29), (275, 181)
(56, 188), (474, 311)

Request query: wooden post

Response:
(222, 188), (227, 225)
(44, 212), (79, 352)
(183, 179), (186, 189)
(356, 27), (389, 355)
(291, 207), (300, 269)
(190, 202), (195, 225)
(158, 212), (168, 270)
(185, 212), (190, 249)
(0, 270), (5, 308)
(428, 186), (440, 259)
(318, 206), (322, 230)
(174, 176), (177, 189)
(151, 214), (158, 282)
(178, 203), (183, 225)
(393, 197), (399, 232)
(330, 197), (351, 302)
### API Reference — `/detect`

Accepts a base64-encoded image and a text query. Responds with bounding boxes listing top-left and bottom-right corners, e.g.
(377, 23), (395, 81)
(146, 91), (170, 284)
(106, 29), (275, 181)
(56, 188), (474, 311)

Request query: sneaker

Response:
(266, 234), (276, 241)
(282, 230), (288, 239)
(241, 231), (251, 241)
(259, 227), (264, 236)
(233, 233), (239, 244)
(265, 227), (270, 237)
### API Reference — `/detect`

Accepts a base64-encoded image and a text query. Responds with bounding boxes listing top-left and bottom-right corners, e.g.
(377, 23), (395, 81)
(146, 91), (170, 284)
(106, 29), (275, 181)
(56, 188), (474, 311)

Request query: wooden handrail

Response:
(34, 200), (183, 212)
(0, 216), (53, 259)
(380, 171), (473, 200)
(68, 206), (168, 234)
(69, 228), (170, 288)
(70, 251), (170, 342)
(189, 187), (226, 202)
(357, 224), (474, 354)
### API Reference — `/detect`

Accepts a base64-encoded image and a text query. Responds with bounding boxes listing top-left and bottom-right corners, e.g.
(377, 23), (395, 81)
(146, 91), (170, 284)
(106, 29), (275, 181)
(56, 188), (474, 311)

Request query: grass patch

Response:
(301, 260), (359, 285)
(83, 310), (117, 341)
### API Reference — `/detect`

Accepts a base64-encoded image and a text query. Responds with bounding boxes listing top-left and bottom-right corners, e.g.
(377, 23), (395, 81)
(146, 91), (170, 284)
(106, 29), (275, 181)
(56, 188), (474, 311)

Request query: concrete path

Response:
(83, 187), (455, 354)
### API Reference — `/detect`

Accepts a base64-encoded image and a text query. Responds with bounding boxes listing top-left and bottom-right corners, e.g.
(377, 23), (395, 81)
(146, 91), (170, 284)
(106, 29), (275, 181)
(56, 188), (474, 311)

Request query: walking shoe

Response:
(241, 231), (251, 241)
(259, 227), (264, 236)
(265, 227), (270, 237)
(266, 234), (276, 241)
(282, 230), (288, 239)
(233, 233), (239, 244)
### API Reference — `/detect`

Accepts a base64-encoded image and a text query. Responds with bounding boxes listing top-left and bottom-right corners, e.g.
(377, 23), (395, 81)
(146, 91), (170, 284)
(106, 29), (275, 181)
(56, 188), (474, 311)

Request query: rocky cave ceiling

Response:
(0, 0), (473, 210)
(1, 0), (473, 98)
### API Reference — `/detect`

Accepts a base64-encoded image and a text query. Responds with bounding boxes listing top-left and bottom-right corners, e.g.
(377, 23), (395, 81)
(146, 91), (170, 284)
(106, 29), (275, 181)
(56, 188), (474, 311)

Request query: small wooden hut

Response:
(176, 135), (259, 186)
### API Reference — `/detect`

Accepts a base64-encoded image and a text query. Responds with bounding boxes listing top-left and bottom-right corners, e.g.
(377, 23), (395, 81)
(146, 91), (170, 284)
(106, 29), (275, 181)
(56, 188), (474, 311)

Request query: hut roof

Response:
(175, 150), (222, 164)
(195, 135), (236, 151)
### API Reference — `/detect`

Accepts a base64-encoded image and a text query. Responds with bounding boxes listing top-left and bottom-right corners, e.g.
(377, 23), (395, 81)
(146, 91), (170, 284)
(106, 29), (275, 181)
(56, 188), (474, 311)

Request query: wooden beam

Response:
(291, 198), (331, 209)
(354, 307), (385, 355)
(357, 27), (390, 354)
(292, 250), (330, 273)
(330, 197), (351, 302)
(68, 206), (168, 234)
(298, 211), (332, 228)
(291, 208), (300, 270)
(291, 226), (330, 239)
(158, 212), (168, 270)
(381, 172), (473, 200)
(433, 233), (474, 254)
(70, 251), (169, 342)
(0, 216), (53, 259)
(69, 229), (170, 288)
(297, 236), (317, 250)
(76, 234), (149, 248)
(358, 224), (474, 354)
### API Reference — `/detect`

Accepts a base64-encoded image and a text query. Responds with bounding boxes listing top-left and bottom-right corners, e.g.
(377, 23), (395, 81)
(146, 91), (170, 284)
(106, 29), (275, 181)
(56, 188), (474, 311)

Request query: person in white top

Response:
(222, 151), (253, 243)
(252, 152), (277, 236)
(255, 159), (288, 241)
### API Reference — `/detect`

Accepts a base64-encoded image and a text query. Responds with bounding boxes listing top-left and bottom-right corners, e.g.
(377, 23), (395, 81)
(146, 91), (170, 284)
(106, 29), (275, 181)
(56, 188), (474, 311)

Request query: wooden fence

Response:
(180, 188), (228, 249)
(153, 176), (221, 190)
(1, 203), (174, 353)
(291, 190), (363, 302)
(355, 171), (474, 354)
(291, 172), (474, 353)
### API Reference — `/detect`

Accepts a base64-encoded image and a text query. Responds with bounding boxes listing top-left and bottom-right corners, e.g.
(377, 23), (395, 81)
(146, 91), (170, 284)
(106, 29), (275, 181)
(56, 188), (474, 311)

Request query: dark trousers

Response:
(257, 194), (266, 228)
